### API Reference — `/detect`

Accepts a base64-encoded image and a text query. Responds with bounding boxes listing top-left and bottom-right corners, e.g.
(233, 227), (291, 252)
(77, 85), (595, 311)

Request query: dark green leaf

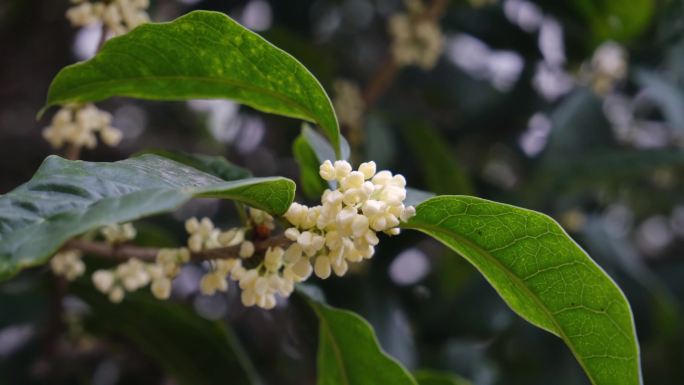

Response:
(308, 300), (418, 385)
(44, 11), (341, 156)
(0, 154), (295, 280)
(413, 370), (471, 385)
(293, 134), (328, 199)
(400, 123), (473, 195)
(403, 196), (641, 385)
(572, 0), (654, 43)
(80, 289), (261, 385)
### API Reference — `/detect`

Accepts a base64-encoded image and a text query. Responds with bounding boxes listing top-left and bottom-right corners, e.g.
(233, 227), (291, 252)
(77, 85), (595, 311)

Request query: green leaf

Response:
(44, 10), (341, 156)
(293, 134), (328, 199)
(572, 0), (654, 43)
(0, 154), (295, 280)
(400, 123), (473, 195)
(145, 150), (252, 181)
(413, 370), (471, 385)
(402, 196), (641, 385)
(79, 289), (261, 385)
(308, 300), (418, 385)
(300, 124), (350, 163)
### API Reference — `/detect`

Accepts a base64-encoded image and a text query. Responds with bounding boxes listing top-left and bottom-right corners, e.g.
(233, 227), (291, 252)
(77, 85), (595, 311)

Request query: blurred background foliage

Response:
(1, 0), (684, 384)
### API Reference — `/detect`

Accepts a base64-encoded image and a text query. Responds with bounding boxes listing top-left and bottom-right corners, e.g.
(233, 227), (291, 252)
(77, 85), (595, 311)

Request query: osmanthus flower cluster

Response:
(52, 161), (414, 310)
(388, 0), (444, 70)
(66, 0), (150, 35)
(50, 250), (85, 281)
(91, 223), (190, 303)
(43, 104), (122, 151)
(51, 222), (136, 282)
(284, 160), (415, 280)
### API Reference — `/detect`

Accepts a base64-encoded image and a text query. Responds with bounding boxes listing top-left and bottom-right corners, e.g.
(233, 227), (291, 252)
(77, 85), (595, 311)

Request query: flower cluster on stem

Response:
(51, 250), (85, 281)
(388, 0), (445, 70)
(43, 104), (122, 151)
(283, 160), (415, 281)
(56, 161), (414, 311)
(66, 0), (150, 35)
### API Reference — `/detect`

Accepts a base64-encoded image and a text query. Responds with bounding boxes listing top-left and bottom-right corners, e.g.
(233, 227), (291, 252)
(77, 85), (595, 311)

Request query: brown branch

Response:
(63, 234), (291, 263)
(64, 143), (81, 160)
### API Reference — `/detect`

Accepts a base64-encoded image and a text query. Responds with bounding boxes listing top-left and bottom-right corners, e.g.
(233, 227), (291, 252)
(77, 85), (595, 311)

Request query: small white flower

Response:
(239, 241), (255, 258)
(334, 160), (352, 179)
(151, 278), (172, 299)
(319, 160), (336, 181)
(358, 161), (376, 179)
(314, 256), (332, 279)
(200, 271), (228, 295)
(92, 270), (115, 292)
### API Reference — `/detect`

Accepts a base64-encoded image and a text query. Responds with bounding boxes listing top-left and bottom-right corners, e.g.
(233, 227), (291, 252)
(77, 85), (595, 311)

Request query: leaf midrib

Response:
(402, 221), (604, 385)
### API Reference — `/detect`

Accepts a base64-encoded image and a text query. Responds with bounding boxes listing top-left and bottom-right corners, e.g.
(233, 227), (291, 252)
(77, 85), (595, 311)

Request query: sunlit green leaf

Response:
(308, 300), (417, 385)
(0, 154), (295, 280)
(44, 11), (341, 156)
(403, 196), (641, 385)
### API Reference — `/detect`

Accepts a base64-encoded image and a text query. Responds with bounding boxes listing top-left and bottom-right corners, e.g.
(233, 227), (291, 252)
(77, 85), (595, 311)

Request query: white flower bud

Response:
(372, 170), (393, 186)
(322, 189), (344, 206)
(332, 259), (348, 277)
(254, 277), (269, 296)
(284, 227), (300, 241)
(385, 228), (401, 236)
(241, 289), (257, 307)
(93, 270), (115, 293)
(284, 203), (307, 227)
(325, 231), (343, 250)
(200, 272), (227, 295)
(198, 218), (214, 237)
(334, 160), (352, 179)
(391, 174), (407, 188)
(239, 269), (259, 290)
(109, 286), (125, 303)
(319, 160), (336, 181)
(362, 200), (386, 217)
(151, 278), (172, 299)
(188, 233), (204, 252)
(185, 217), (199, 234)
(340, 171), (365, 191)
(262, 294), (277, 309)
(400, 206), (416, 222)
(314, 256), (332, 279)
(100, 126), (123, 146)
(218, 228), (238, 246)
(351, 215), (369, 237)
(358, 161), (377, 180)
(239, 241), (255, 258)
(264, 247), (284, 272)
(292, 258), (313, 281)
(284, 243), (303, 264)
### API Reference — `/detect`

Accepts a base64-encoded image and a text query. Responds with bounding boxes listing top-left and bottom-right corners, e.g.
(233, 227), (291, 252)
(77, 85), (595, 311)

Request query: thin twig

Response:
(63, 234), (291, 263)
(64, 143), (81, 160)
